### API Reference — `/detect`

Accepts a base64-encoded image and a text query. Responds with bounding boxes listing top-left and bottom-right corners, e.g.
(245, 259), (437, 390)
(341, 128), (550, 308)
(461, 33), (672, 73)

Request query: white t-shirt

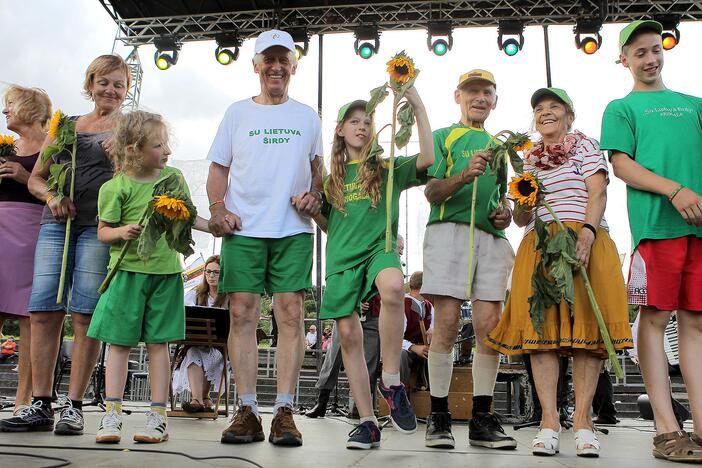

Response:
(306, 331), (317, 347)
(184, 288), (216, 307)
(207, 98), (324, 238)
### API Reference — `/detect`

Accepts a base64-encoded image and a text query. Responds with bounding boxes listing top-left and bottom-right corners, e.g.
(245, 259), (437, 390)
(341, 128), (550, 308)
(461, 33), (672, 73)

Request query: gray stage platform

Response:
(0, 404), (686, 468)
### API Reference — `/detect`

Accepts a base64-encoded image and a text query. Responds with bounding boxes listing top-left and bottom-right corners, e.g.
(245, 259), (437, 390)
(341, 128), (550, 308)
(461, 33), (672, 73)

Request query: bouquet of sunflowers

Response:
(98, 172), (196, 293)
(0, 135), (17, 186)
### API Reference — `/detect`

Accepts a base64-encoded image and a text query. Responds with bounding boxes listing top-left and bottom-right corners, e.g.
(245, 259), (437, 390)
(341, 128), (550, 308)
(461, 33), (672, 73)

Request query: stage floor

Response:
(0, 404), (685, 467)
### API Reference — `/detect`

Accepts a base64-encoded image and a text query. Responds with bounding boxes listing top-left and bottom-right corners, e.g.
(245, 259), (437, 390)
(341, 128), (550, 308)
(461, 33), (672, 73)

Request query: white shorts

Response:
(421, 222), (514, 302)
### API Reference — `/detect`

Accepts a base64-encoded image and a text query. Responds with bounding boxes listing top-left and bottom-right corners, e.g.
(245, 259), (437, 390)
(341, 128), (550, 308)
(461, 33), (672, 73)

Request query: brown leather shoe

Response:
(220, 406), (264, 444)
(269, 407), (303, 446)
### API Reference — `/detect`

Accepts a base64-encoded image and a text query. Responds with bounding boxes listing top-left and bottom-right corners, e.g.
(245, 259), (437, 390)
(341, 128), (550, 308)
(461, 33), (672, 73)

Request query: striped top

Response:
(524, 135), (609, 234)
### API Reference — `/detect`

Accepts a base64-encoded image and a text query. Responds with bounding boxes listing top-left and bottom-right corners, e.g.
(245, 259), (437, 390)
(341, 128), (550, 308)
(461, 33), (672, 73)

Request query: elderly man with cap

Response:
(206, 29), (324, 447)
(421, 70), (516, 450)
(601, 20), (702, 461)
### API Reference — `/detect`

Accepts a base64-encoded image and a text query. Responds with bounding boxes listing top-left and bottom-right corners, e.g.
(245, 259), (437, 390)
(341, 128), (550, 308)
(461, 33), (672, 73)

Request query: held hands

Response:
(291, 191), (322, 217)
(48, 196), (77, 221)
(671, 187), (702, 226)
(0, 160), (31, 185)
(208, 204), (241, 237)
(489, 205), (512, 230)
(575, 228), (595, 269)
(460, 150), (492, 184)
(120, 224), (143, 241)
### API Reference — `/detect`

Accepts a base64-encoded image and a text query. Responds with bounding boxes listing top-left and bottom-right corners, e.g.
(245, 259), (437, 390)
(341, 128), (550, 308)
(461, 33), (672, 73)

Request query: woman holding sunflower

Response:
(87, 110), (208, 444)
(313, 84), (433, 450)
(485, 88), (632, 458)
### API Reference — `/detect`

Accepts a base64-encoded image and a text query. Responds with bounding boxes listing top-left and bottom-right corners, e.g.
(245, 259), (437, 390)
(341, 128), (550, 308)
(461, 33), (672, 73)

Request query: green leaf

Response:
(394, 125), (412, 149)
(46, 162), (69, 196)
(507, 147), (524, 173)
(368, 137), (384, 161)
(40, 144), (62, 165)
(137, 212), (160, 260)
(394, 69), (420, 100)
(528, 265), (562, 336)
(366, 84), (389, 116)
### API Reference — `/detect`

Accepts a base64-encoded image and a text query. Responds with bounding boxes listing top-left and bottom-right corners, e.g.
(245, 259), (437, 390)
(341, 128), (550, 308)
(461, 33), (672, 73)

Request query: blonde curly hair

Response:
(112, 110), (168, 174)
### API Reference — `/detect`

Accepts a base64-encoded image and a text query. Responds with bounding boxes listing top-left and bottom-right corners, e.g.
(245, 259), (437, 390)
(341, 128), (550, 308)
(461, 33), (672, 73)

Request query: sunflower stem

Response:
(385, 93), (400, 253)
(97, 206), (149, 294)
(466, 179), (479, 299)
(541, 199), (623, 379)
(56, 140), (77, 304)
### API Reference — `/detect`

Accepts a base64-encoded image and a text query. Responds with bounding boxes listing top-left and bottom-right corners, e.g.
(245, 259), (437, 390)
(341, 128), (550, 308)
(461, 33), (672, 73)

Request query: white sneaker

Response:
(134, 411), (168, 443)
(96, 409), (123, 443)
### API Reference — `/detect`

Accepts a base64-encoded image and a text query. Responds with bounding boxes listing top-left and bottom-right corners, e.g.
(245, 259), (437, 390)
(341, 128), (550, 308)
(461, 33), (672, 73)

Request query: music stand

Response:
(168, 305), (230, 419)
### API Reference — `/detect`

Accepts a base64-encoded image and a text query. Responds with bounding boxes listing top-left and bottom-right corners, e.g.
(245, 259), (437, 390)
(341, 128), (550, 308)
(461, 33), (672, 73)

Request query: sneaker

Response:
(0, 400), (54, 432)
(469, 412), (517, 449)
(378, 381), (417, 434)
(425, 412), (455, 448)
(346, 421), (381, 450)
(96, 409), (122, 443)
(269, 407), (303, 446)
(133, 411), (168, 443)
(55, 400), (84, 435)
(12, 405), (31, 417)
(221, 405), (265, 444)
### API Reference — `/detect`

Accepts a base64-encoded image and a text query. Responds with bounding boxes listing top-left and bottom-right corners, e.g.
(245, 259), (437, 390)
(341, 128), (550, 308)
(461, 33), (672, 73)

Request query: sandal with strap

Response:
(653, 431), (702, 463)
(182, 399), (205, 413)
(202, 398), (215, 413)
(575, 428), (601, 458)
(532, 428), (560, 456)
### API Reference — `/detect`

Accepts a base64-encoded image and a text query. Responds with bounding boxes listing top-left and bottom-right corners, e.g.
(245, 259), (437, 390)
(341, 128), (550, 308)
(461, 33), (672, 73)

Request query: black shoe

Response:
(346, 421), (381, 450)
(305, 390), (330, 418)
(469, 412), (517, 449)
(0, 401), (54, 432)
(425, 412), (455, 449)
(378, 381), (417, 434)
(593, 415), (619, 425)
(54, 400), (84, 435)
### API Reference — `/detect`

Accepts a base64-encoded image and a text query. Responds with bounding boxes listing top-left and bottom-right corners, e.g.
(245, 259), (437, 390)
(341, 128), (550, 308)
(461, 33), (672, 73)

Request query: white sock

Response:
(360, 415), (379, 426)
(381, 371), (401, 387)
(472, 352), (500, 396)
(428, 351), (453, 397)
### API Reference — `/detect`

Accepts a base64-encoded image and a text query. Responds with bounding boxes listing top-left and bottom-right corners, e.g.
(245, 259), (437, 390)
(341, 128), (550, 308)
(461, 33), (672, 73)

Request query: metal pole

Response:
(543, 25), (553, 87)
(315, 33), (324, 372)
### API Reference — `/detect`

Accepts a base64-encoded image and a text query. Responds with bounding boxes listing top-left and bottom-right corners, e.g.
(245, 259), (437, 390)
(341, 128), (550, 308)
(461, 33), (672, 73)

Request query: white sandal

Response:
(575, 428), (601, 457)
(532, 428), (560, 456)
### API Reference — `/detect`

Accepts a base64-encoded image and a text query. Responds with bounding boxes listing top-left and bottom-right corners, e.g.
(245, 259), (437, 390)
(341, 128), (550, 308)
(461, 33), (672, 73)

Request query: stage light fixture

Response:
(154, 38), (180, 70)
(354, 26), (380, 59)
(497, 20), (524, 56)
(214, 33), (242, 66)
(574, 19), (603, 55)
(427, 22), (453, 56)
(287, 28), (310, 60)
(654, 14), (681, 50)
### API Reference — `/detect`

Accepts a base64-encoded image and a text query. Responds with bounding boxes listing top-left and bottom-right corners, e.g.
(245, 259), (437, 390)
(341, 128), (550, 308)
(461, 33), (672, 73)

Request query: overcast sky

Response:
(2, 1), (701, 277)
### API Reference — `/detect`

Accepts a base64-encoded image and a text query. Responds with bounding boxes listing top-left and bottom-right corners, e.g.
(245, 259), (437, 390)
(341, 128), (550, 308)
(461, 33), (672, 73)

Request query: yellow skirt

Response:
(486, 222), (633, 359)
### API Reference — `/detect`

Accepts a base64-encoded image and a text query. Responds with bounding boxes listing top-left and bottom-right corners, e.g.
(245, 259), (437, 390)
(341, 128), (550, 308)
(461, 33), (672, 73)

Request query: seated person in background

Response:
(322, 326), (332, 351)
(172, 255), (229, 413)
(401, 272), (434, 388)
(306, 324), (318, 349)
(0, 337), (17, 360)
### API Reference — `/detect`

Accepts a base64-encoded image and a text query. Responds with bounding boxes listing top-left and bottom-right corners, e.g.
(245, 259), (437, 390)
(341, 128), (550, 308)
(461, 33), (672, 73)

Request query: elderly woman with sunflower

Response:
(486, 88), (632, 458)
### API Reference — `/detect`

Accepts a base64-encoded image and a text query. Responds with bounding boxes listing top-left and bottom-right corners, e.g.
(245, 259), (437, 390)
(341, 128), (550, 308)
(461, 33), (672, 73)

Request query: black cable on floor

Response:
(0, 444), (264, 468)
(0, 451), (71, 468)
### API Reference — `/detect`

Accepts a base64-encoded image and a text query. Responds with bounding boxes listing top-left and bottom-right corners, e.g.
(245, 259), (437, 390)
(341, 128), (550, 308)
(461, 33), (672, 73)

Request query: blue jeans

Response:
(28, 224), (109, 314)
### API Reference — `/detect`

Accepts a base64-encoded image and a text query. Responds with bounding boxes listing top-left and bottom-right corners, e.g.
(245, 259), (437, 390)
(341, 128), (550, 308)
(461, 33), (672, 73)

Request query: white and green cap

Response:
(336, 100), (368, 123)
(619, 20), (663, 52)
(530, 87), (574, 112)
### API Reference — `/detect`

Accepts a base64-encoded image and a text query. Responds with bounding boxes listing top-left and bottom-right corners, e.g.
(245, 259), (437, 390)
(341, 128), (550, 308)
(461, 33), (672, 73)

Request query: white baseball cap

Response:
(254, 29), (295, 54)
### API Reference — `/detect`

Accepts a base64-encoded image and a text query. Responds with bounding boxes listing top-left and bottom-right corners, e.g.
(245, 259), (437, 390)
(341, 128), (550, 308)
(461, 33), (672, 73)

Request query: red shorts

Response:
(628, 236), (702, 311)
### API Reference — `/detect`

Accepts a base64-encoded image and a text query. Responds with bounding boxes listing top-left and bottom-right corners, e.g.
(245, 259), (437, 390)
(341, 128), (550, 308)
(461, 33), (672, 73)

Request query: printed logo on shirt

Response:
(644, 106), (694, 118)
(248, 128), (303, 145)
(343, 180), (371, 203)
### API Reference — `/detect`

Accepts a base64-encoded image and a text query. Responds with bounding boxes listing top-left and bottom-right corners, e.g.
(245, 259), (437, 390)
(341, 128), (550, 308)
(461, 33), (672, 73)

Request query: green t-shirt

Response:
(323, 156), (424, 276)
(426, 124), (507, 239)
(98, 166), (189, 274)
(600, 90), (702, 250)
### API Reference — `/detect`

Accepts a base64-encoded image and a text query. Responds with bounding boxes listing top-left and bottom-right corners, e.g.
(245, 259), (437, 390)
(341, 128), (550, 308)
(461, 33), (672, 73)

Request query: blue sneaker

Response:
(378, 381), (417, 434)
(346, 421), (381, 450)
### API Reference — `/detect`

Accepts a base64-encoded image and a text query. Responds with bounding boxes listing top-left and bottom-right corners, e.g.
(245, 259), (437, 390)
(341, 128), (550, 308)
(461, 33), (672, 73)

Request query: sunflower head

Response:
(509, 172), (541, 208)
(513, 140), (534, 152)
(386, 51), (416, 84)
(0, 135), (15, 146)
(153, 194), (191, 221)
(48, 110), (64, 140)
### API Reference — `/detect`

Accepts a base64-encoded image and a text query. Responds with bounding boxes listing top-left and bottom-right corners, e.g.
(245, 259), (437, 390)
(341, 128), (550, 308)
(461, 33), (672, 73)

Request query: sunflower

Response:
(386, 51), (416, 84)
(48, 111), (63, 140)
(153, 195), (191, 221)
(0, 135), (15, 146)
(509, 172), (541, 208)
(513, 140), (534, 152)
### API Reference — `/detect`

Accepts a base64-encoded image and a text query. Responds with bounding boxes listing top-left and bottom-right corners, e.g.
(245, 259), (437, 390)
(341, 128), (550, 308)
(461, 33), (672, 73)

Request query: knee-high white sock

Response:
(472, 352), (500, 396)
(428, 351), (453, 398)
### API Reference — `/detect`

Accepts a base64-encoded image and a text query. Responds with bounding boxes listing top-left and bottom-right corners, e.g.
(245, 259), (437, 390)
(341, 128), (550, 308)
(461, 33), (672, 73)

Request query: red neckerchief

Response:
(524, 131), (586, 170)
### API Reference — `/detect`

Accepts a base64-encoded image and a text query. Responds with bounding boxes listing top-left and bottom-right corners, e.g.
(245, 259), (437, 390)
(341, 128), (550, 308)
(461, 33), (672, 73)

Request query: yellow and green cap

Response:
(457, 69), (497, 89)
(337, 99), (368, 123)
(619, 20), (663, 52)
(530, 87), (574, 111)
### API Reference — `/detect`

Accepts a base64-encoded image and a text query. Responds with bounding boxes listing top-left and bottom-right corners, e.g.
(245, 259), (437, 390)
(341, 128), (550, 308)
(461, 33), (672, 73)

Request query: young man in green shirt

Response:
(601, 20), (702, 461)
(421, 70), (516, 450)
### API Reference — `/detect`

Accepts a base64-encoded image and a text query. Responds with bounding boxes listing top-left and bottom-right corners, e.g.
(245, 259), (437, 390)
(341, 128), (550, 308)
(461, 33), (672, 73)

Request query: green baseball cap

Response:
(619, 20), (663, 52)
(337, 100), (368, 123)
(530, 88), (574, 112)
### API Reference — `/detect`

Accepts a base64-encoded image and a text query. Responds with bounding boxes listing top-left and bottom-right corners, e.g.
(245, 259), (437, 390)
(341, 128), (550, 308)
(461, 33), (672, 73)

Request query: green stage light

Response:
(432, 39), (448, 56)
(359, 42), (375, 59)
(503, 39), (520, 56)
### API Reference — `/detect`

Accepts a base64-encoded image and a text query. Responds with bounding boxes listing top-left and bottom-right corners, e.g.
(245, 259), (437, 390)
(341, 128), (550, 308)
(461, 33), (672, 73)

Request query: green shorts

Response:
(88, 271), (185, 347)
(320, 250), (402, 319)
(219, 233), (313, 294)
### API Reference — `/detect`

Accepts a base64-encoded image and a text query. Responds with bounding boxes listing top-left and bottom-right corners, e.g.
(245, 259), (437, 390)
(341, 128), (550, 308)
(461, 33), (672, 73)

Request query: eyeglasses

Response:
(204, 269), (220, 276)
